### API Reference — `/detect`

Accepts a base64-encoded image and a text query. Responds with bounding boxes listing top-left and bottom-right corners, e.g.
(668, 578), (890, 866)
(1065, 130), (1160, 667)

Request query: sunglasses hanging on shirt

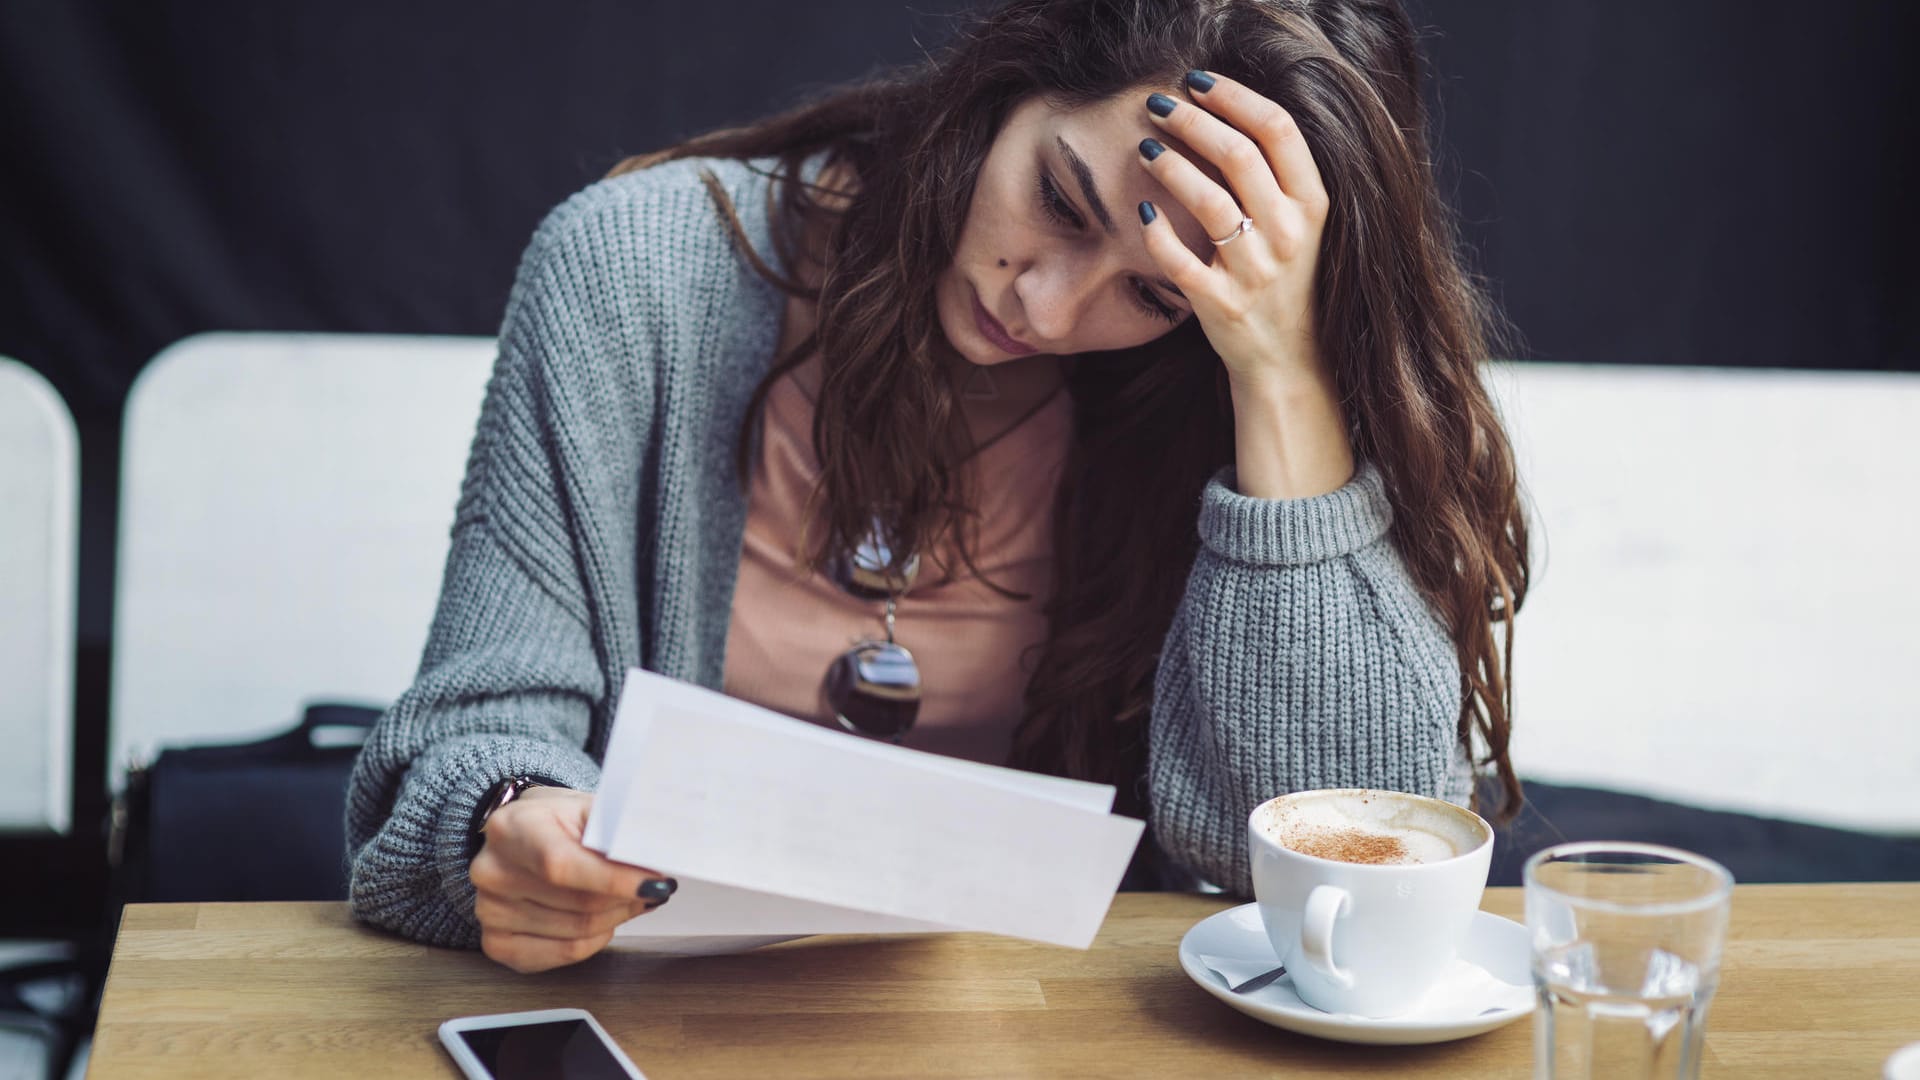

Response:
(822, 522), (922, 741)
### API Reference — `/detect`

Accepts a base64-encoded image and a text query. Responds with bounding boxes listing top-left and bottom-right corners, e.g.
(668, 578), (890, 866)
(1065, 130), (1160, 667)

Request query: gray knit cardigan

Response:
(344, 151), (1473, 948)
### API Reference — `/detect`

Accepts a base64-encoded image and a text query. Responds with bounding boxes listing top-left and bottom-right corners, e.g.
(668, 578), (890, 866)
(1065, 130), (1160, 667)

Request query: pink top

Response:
(721, 356), (1073, 766)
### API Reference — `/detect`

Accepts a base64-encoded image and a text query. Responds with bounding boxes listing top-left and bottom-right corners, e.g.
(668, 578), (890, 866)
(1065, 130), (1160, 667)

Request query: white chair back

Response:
(0, 357), (77, 833)
(110, 333), (494, 784)
(1487, 361), (1920, 832)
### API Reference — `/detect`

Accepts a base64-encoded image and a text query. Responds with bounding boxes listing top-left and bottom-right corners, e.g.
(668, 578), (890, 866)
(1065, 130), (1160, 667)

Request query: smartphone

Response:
(438, 1008), (648, 1080)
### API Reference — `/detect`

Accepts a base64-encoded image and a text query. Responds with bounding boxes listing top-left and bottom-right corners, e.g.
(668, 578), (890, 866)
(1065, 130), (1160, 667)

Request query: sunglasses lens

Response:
(824, 641), (921, 739)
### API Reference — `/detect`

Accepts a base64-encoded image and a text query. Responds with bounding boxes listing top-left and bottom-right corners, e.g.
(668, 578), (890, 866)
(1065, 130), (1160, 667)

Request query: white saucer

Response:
(1178, 903), (1535, 1046)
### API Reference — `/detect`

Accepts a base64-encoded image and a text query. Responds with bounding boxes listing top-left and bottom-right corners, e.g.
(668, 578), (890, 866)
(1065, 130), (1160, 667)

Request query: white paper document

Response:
(583, 669), (1146, 950)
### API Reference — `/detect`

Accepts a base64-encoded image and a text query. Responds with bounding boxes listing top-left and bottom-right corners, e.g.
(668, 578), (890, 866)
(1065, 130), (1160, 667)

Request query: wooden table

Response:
(88, 885), (1920, 1078)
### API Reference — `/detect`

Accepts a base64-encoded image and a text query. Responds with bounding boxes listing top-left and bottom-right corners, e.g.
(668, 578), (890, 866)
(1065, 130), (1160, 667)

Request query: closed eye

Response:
(1035, 169), (1183, 326)
(1035, 169), (1082, 230)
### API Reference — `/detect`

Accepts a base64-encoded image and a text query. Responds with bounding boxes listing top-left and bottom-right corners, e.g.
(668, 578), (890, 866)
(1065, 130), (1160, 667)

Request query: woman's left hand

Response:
(1135, 72), (1332, 394)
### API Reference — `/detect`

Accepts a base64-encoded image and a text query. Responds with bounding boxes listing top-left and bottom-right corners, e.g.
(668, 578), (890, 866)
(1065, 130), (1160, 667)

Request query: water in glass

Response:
(1524, 842), (1733, 1080)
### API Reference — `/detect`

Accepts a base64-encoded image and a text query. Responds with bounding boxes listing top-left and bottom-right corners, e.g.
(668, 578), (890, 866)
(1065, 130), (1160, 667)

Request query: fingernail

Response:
(1138, 138), (1164, 162)
(1185, 70), (1216, 94)
(1146, 92), (1177, 118)
(1138, 201), (1156, 226)
(637, 877), (678, 903)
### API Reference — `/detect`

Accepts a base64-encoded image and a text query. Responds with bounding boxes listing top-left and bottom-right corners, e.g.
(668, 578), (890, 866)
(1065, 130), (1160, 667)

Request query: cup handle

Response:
(1300, 884), (1355, 989)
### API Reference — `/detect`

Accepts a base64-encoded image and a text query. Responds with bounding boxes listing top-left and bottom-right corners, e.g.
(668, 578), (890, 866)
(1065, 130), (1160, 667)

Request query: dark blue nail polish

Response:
(1138, 201), (1157, 226)
(1139, 138), (1164, 161)
(638, 877), (678, 903)
(1185, 70), (1216, 94)
(1146, 92), (1177, 118)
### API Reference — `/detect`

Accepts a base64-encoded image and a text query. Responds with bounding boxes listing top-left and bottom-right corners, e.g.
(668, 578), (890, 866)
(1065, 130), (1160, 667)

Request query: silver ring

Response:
(1210, 216), (1256, 247)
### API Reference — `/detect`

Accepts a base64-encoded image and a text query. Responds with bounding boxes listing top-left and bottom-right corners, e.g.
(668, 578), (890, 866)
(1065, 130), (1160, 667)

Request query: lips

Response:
(970, 288), (1037, 356)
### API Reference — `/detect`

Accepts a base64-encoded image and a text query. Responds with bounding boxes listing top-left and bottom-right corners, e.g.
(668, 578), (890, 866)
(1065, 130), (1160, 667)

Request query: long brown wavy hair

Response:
(607, 0), (1530, 824)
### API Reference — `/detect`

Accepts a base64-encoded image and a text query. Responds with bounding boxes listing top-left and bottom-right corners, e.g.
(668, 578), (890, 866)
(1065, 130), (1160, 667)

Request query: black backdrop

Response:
(2, 0), (1916, 927)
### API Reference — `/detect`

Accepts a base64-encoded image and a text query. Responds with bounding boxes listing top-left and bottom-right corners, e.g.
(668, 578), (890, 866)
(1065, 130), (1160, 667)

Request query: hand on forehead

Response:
(1055, 88), (1226, 264)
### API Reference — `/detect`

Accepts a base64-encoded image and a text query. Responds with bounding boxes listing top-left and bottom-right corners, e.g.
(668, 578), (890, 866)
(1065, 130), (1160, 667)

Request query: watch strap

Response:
(467, 774), (548, 861)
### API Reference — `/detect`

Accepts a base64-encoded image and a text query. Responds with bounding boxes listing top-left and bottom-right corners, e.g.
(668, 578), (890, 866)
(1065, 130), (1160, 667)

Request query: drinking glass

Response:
(1524, 842), (1734, 1079)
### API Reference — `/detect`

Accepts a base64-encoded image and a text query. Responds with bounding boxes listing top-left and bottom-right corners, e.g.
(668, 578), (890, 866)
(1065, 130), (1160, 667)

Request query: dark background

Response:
(2, 0), (1916, 929)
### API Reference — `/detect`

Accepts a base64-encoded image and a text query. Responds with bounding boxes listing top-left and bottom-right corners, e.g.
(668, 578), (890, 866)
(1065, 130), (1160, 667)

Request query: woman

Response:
(346, 0), (1529, 974)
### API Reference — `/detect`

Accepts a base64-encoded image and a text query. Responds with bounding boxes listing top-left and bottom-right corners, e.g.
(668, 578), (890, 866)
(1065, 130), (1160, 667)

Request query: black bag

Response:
(110, 702), (383, 902)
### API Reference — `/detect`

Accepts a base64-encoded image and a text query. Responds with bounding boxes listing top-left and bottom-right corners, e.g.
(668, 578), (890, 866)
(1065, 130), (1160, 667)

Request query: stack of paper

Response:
(582, 669), (1146, 952)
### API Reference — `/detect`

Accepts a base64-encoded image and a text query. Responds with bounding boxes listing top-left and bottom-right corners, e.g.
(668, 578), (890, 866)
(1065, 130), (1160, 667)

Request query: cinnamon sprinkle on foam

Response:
(1283, 827), (1411, 865)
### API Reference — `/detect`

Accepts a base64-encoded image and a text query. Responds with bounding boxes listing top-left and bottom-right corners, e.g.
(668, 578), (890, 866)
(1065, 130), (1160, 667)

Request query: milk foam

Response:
(1257, 790), (1483, 865)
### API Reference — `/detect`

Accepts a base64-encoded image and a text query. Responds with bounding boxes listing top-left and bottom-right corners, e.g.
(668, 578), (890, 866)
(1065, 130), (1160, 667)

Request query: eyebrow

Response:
(1055, 135), (1189, 306)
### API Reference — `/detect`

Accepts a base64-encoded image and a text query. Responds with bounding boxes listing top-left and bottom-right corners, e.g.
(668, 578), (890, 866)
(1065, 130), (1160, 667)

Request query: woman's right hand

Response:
(468, 786), (672, 973)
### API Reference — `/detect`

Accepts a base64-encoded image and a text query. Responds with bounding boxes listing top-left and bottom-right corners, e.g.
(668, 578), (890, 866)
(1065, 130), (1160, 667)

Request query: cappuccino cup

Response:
(1248, 788), (1493, 1018)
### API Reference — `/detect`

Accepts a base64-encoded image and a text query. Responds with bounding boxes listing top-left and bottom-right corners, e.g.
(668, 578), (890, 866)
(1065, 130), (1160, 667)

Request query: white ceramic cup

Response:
(1248, 788), (1494, 1018)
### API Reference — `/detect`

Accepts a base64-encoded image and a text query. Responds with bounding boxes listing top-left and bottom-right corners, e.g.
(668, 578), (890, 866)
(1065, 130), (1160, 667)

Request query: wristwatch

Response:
(467, 774), (548, 860)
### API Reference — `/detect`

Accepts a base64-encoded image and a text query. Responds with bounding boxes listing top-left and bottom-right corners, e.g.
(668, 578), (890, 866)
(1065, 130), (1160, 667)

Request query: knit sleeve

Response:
(342, 176), (665, 949)
(1145, 460), (1473, 896)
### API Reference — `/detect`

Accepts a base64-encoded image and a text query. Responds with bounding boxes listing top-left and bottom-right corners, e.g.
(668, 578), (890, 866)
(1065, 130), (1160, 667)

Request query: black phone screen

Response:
(459, 1019), (633, 1080)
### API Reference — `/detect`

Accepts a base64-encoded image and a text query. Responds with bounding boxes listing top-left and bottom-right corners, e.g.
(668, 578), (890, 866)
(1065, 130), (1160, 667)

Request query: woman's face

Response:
(934, 88), (1221, 367)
